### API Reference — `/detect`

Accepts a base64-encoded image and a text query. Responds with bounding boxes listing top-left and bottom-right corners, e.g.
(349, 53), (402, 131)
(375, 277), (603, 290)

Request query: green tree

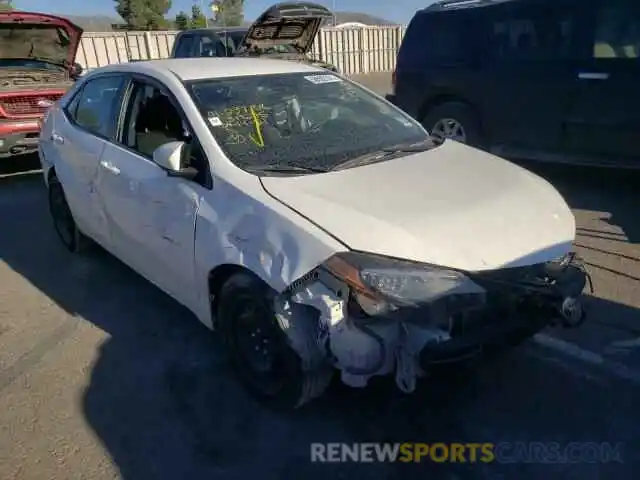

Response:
(174, 11), (190, 30)
(0, 0), (13, 12)
(114, 0), (172, 30)
(190, 4), (208, 28)
(211, 0), (244, 27)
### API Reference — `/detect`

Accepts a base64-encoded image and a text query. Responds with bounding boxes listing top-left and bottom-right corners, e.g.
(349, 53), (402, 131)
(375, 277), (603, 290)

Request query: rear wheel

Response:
(216, 272), (331, 409)
(47, 176), (91, 253)
(423, 102), (483, 148)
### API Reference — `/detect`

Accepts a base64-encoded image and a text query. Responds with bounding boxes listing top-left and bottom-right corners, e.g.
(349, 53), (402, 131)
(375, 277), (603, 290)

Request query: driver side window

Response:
(122, 82), (189, 158)
(121, 80), (212, 188)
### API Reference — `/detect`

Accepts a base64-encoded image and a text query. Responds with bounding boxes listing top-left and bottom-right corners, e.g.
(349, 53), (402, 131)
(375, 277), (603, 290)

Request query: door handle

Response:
(99, 160), (120, 175)
(51, 132), (64, 144)
(578, 72), (609, 80)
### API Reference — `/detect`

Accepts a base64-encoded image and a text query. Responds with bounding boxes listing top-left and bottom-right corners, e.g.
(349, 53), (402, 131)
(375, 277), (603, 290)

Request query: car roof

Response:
(424, 0), (515, 13)
(96, 57), (325, 81)
(177, 27), (248, 35)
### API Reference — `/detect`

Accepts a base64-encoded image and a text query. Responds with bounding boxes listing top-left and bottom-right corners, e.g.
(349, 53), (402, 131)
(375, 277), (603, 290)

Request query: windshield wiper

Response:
(332, 139), (436, 171)
(248, 164), (330, 174)
(381, 138), (436, 153)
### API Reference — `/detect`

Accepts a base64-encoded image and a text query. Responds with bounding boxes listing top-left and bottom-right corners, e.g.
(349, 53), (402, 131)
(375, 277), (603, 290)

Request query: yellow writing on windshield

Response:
(215, 104), (268, 147)
(248, 106), (265, 147)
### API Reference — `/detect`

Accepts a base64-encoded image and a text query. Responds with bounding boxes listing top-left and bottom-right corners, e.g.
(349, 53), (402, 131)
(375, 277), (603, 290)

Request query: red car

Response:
(0, 12), (83, 159)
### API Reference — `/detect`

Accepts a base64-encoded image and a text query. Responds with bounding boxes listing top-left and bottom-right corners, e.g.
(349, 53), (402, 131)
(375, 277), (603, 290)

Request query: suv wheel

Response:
(423, 102), (483, 147)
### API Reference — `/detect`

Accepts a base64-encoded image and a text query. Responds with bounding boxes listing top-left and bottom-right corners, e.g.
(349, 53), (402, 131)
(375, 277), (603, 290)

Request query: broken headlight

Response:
(323, 252), (486, 317)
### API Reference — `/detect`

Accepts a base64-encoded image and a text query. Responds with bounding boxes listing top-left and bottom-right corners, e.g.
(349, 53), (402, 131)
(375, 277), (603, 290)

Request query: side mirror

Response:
(70, 62), (84, 79)
(152, 141), (198, 180)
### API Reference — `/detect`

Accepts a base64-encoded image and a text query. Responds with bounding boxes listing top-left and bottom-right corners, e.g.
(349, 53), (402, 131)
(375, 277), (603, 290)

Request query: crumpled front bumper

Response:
(418, 301), (561, 367)
(419, 255), (589, 367)
(275, 253), (589, 400)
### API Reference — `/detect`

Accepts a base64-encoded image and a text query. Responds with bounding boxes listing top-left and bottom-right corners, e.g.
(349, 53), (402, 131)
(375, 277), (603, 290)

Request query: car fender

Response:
(191, 173), (348, 328)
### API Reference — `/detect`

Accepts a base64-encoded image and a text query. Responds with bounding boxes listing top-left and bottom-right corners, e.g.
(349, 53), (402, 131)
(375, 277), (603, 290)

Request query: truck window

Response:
(174, 35), (195, 58)
(197, 36), (227, 57)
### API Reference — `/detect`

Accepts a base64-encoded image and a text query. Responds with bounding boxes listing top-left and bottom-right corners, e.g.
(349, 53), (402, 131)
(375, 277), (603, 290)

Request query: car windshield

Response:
(218, 30), (298, 55)
(187, 72), (428, 173)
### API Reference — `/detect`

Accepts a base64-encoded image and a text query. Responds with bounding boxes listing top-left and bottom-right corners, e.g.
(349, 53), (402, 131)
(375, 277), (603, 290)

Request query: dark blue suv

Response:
(390, 0), (640, 168)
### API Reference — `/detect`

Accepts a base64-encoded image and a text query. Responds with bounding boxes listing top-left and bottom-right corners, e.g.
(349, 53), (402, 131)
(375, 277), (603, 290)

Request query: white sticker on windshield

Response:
(304, 74), (342, 84)
(208, 116), (223, 127)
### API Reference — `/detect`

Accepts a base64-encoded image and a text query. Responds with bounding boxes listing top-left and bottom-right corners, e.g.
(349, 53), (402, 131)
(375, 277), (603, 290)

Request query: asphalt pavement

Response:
(0, 74), (639, 479)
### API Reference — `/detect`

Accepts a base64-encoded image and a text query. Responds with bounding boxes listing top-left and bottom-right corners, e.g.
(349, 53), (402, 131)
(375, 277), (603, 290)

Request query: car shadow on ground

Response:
(0, 165), (638, 479)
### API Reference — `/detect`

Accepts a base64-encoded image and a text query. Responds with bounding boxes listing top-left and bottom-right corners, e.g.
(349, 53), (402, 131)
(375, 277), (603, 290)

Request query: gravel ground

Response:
(1, 76), (639, 479)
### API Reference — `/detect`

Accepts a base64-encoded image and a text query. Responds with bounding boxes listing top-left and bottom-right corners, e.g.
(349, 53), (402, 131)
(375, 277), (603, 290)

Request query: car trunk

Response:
(237, 2), (332, 55)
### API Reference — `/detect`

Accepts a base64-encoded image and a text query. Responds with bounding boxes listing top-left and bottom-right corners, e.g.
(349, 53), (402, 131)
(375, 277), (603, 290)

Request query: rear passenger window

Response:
(490, 8), (576, 60)
(594, 3), (640, 59)
(67, 75), (125, 138)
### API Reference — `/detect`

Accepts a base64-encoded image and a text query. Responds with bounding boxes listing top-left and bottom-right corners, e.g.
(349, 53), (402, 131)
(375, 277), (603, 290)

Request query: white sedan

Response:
(38, 58), (588, 408)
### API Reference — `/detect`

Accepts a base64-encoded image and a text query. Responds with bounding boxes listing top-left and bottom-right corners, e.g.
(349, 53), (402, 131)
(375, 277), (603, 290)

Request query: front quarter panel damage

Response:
(192, 175), (446, 400)
(193, 176), (346, 327)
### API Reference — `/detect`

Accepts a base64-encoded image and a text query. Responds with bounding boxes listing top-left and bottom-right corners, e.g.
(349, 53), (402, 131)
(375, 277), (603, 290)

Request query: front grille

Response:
(0, 93), (63, 118)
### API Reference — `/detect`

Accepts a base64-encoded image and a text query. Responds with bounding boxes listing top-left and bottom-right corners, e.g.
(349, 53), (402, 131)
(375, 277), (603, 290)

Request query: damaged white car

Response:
(38, 58), (589, 408)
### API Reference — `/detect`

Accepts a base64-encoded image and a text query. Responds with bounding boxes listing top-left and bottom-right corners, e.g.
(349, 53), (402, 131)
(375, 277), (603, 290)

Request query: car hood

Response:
(238, 2), (332, 55)
(0, 12), (83, 69)
(260, 141), (576, 272)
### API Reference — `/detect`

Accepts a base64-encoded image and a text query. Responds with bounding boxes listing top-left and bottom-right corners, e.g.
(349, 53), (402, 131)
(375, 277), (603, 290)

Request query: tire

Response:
(47, 176), (91, 254)
(216, 272), (331, 409)
(423, 102), (484, 148)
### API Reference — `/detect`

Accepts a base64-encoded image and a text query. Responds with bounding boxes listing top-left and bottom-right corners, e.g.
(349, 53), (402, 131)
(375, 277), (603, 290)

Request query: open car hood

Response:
(0, 12), (83, 69)
(238, 2), (332, 55)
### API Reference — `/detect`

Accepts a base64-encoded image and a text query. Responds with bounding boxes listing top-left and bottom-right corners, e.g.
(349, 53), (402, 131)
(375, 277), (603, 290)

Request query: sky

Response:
(14, 0), (426, 24)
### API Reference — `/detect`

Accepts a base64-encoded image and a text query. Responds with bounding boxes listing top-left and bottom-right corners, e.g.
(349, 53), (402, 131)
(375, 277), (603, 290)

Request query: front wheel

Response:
(216, 272), (331, 409)
(423, 102), (483, 148)
(47, 176), (91, 253)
